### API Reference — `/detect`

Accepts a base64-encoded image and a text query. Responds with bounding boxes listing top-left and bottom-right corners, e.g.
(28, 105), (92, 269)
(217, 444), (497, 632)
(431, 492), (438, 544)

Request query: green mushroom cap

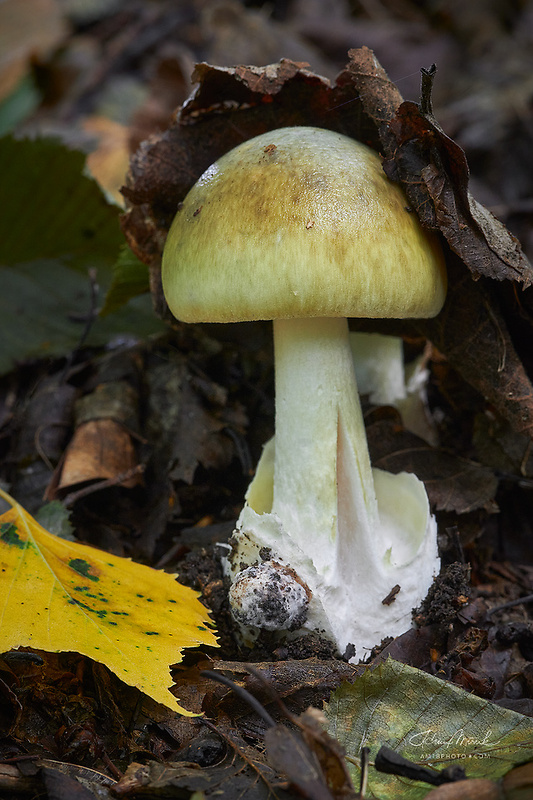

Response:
(162, 126), (447, 323)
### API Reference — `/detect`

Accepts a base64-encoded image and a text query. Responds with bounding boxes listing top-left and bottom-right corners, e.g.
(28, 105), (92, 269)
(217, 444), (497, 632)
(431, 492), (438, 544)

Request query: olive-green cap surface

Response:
(162, 127), (446, 323)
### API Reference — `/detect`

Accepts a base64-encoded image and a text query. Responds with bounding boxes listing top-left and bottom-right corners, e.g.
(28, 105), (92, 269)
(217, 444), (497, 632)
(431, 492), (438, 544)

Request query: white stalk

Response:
(349, 332), (407, 407)
(350, 331), (438, 445)
(273, 318), (378, 580)
(225, 317), (439, 659)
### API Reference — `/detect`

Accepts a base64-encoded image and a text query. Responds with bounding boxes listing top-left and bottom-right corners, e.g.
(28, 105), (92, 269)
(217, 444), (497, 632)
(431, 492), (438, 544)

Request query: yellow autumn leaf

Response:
(0, 488), (218, 715)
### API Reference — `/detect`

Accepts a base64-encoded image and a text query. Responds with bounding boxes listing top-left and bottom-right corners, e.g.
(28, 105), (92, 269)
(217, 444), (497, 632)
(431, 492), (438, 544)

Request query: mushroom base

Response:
(224, 459), (439, 659)
(223, 318), (440, 659)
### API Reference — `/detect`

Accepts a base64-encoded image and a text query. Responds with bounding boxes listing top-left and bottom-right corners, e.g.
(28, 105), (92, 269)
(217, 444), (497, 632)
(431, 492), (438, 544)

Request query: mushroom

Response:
(161, 126), (447, 659)
(349, 332), (438, 444)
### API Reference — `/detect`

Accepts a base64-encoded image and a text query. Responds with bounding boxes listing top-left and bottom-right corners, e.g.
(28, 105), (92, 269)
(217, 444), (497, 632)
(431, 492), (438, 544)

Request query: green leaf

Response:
(100, 245), (151, 315)
(0, 136), (164, 373)
(34, 501), (75, 541)
(0, 135), (122, 267)
(0, 76), (41, 136)
(326, 658), (533, 800)
(0, 258), (164, 373)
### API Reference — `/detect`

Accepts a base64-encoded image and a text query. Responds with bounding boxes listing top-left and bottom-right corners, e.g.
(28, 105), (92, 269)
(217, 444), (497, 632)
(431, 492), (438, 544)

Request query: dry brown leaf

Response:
(57, 419), (141, 491)
(83, 116), (131, 207)
(382, 101), (531, 286)
(145, 354), (238, 486)
(419, 261), (533, 438)
(336, 45), (404, 129)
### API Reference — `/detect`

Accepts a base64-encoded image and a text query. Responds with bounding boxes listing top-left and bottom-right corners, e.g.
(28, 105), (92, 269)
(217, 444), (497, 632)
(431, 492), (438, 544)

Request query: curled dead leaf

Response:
(382, 101), (531, 286)
(56, 419), (142, 491)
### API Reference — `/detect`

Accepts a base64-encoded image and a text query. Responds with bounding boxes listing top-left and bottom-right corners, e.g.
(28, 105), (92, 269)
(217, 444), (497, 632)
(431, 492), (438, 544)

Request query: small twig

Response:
(68, 267), (100, 347)
(34, 422), (70, 471)
(487, 593), (533, 616)
(381, 584), (400, 606)
(199, 717), (290, 798)
(358, 747), (370, 798)
(100, 751), (123, 781)
(222, 426), (254, 476)
(201, 670), (276, 728)
(0, 754), (41, 764)
(125, 690), (145, 738)
(420, 64), (437, 116)
(484, 298), (507, 374)
(62, 463), (145, 506)
(60, 268), (100, 381)
(446, 526), (465, 564)
(520, 438), (533, 477)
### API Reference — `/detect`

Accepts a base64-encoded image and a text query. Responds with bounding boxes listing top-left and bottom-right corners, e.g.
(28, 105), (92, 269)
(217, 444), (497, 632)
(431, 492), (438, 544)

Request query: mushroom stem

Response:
(272, 317), (378, 580)
(349, 332), (407, 407)
(228, 317), (439, 656)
